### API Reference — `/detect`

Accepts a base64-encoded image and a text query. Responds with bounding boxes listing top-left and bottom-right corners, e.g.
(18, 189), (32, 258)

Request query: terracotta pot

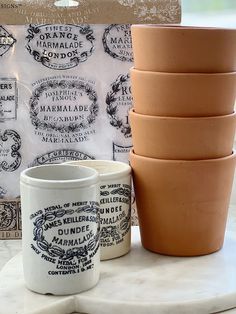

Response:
(130, 68), (236, 117)
(130, 149), (236, 256)
(131, 25), (236, 72)
(129, 109), (236, 160)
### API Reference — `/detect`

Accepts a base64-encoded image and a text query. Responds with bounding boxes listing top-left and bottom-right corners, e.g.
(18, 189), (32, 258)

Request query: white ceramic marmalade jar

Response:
(64, 160), (131, 260)
(20, 164), (100, 295)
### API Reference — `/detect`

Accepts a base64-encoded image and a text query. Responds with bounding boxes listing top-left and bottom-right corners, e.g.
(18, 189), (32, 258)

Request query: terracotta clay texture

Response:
(130, 149), (236, 256)
(129, 109), (236, 160)
(130, 68), (236, 117)
(131, 25), (236, 72)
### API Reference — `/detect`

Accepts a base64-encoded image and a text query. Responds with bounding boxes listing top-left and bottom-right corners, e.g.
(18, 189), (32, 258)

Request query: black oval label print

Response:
(30, 79), (99, 133)
(0, 129), (21, 172)
(103, 24), (133, 62)
(26, 24), (95, 70)
(0, 26), (16, 57)
(30, 202), (100, 274)
(106, 73), (132, 138)
(100, 183), (131, 248)
(31, 149), (94, 167)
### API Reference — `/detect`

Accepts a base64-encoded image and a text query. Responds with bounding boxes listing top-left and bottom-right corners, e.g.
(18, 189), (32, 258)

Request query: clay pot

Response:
(129, 109), (236, 160)
(130, 149), (236, 256)
(131, 25), (236, 72)
(130, 68), (236, 117)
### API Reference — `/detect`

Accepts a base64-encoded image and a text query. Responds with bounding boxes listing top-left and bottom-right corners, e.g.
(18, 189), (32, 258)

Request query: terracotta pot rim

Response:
(131, 24), (236, 31)
(130, 67), (236, 77)
(130, 149), (236, 163)
(130, 109), (236, 120)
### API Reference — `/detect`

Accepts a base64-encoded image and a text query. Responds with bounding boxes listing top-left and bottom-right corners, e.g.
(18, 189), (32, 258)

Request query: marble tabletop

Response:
(2, 207), (236, 314)
(0, 239), (21, 271)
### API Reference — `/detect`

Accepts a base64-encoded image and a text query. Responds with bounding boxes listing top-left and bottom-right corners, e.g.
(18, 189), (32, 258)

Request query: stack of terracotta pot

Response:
(129, 25), (236, 256)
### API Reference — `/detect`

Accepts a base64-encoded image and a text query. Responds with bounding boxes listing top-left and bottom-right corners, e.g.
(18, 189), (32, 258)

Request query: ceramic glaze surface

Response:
(2, 211), (236, 314)
(20, 164), (100, 295)
(64, 160), (132, 261)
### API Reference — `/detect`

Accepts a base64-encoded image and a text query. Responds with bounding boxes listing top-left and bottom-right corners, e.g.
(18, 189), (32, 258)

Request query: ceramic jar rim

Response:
(64, 160), (131, 181)
(131, 24), (236, 31)
(130, 67), (236, 77)
(20, 164), (99, 189)
(130, 149), (236, 164)
(130, 108), (236, 121)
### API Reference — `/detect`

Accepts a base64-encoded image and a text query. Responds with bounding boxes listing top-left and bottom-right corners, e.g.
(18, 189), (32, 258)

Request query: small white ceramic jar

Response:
(64, 160), (131, 260)
(20, 164), (100, 295)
